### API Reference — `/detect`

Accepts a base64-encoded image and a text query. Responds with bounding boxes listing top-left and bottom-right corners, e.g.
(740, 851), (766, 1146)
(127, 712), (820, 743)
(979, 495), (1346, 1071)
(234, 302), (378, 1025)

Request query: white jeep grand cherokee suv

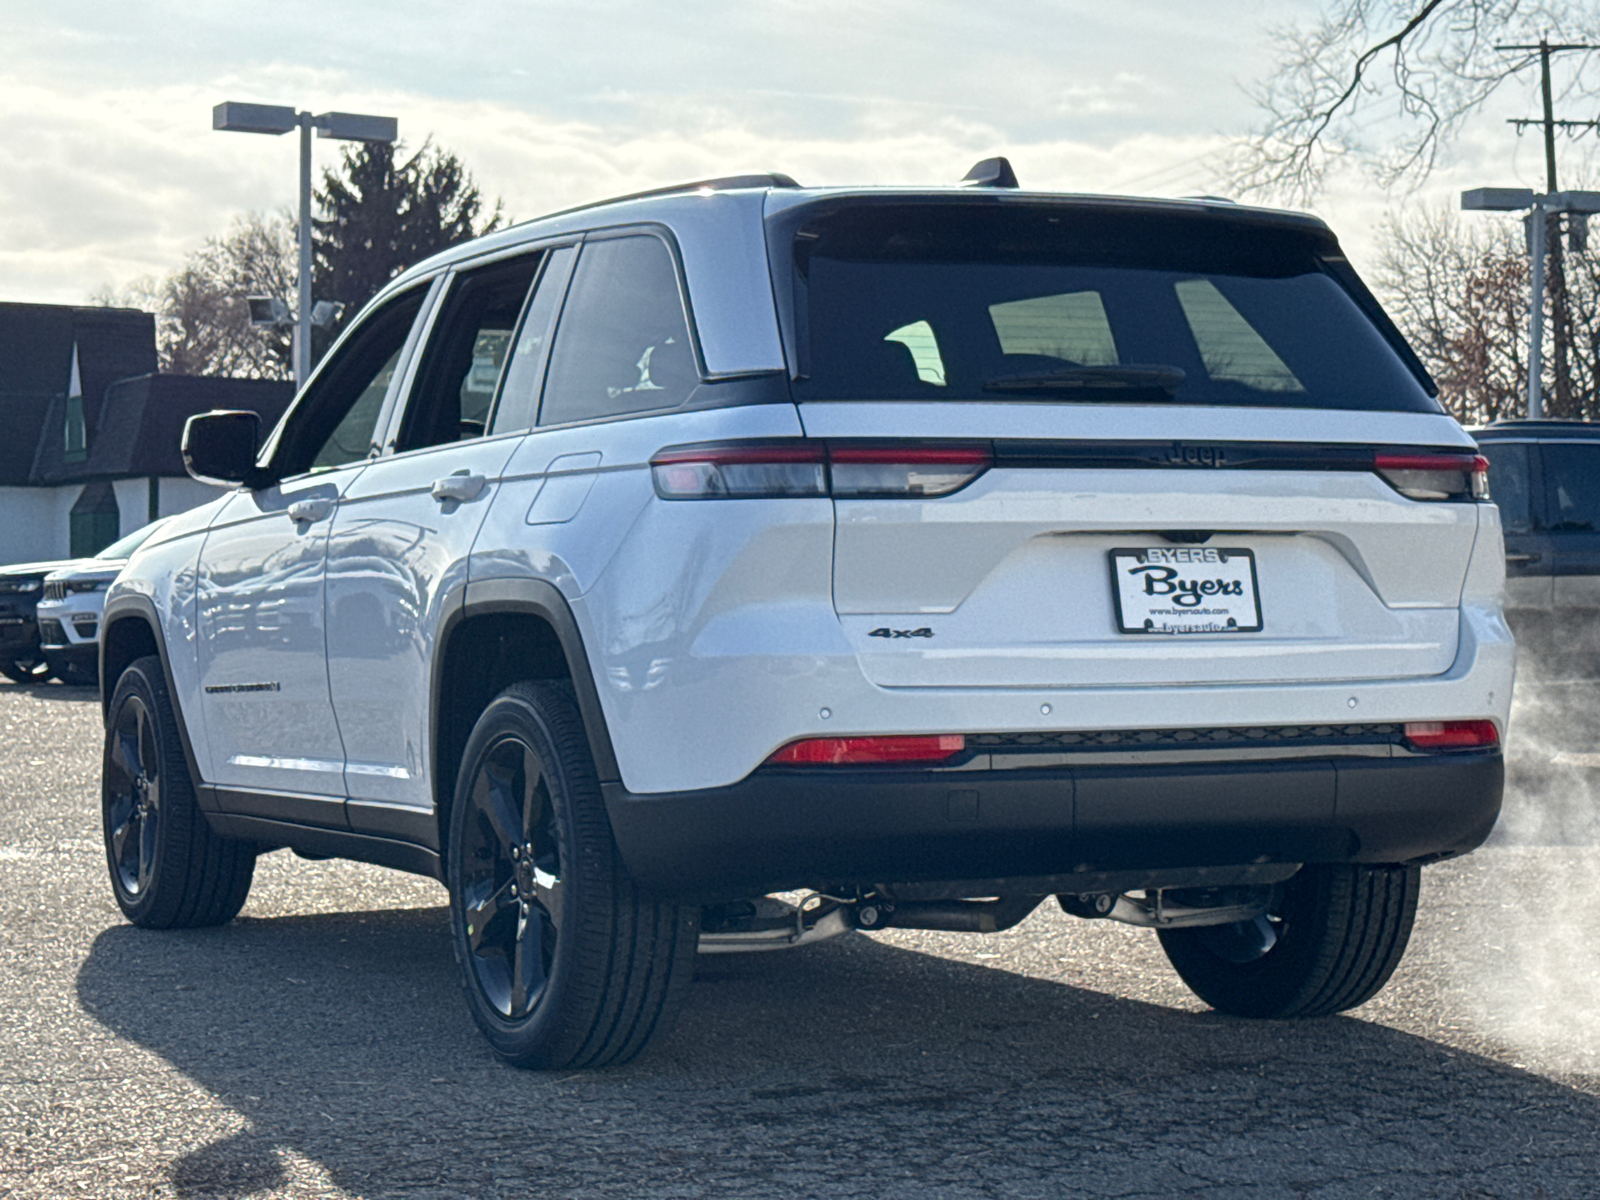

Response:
(99, 163), (1512, 1069)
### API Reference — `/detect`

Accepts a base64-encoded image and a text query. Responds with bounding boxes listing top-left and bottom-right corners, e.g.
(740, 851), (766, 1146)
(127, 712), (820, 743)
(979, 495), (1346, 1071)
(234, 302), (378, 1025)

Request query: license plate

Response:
(1109, 547), (1262, 634)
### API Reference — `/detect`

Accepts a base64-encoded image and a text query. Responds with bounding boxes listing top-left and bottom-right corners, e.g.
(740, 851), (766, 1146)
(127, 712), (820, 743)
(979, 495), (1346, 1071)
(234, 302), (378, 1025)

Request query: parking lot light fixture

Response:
(213, 102), (397, 389)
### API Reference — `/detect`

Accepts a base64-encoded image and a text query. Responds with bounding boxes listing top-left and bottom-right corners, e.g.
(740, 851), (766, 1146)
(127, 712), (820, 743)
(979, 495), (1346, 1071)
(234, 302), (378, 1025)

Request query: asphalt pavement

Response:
(1, 680), (1597, 1199)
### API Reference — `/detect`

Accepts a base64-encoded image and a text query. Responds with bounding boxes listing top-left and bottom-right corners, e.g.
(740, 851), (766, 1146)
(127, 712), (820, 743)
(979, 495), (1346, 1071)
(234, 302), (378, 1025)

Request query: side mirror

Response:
(182, 410), (273, 489)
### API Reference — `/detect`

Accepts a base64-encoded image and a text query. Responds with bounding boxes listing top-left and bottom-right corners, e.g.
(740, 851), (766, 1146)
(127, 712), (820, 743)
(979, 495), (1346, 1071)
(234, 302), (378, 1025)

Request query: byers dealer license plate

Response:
(1109, 547), (1263, 635)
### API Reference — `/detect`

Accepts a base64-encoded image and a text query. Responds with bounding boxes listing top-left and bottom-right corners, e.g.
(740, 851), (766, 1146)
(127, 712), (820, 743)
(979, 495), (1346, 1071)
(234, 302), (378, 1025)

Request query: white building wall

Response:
(1, 476), (229, 566)
(154, 475), (229, 519)
(112, 476), (227, 537)
(111, 478), (148, 537)
(0, 486), (78, 566)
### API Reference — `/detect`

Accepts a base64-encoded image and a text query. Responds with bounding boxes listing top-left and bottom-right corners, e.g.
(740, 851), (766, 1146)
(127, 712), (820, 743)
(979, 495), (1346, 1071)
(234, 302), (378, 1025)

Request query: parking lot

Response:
(1, 680), (1598, 1199)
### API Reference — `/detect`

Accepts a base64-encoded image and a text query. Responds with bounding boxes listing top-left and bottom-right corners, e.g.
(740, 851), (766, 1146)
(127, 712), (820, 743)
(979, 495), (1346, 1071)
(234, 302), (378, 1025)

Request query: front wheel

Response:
(447, 681), (698, 1069)
(1157, 864), (1420, 1018)
(102, 656), (255, 928)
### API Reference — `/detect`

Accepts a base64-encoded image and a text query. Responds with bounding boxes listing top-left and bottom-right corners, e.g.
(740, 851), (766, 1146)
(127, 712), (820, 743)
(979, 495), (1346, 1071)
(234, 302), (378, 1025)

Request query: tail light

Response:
(1375, 453), (1488, 501)
(829, 446), (992, 497)
(766, 734), (967, 765)
(1403, 720), (1499, 750)
(652, 441), (991, 500)
(651, 443), (827, 499)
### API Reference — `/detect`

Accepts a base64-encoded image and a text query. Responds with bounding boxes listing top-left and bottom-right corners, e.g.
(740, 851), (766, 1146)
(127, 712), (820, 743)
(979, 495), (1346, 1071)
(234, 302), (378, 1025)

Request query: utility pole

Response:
(1497, 37), (1599, 418)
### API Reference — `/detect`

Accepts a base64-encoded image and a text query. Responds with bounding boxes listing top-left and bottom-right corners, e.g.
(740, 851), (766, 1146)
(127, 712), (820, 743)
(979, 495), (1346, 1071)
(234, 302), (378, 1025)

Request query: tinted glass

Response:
(1480, 442), (1532, 533)
(399, 255), (542, 452)
(1542, 442), (1600, 532)
(275, 287), (427, 476)
(539, 236), (698, 426)
(787, 204), (1438, 412)
(489, 245), (576, 435)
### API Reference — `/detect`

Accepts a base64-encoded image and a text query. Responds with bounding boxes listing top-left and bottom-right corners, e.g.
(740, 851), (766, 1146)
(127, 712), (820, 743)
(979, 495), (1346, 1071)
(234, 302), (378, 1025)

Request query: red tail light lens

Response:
(651, 441), (992, 499)
(1402, 720), (1499, 750)
(1375, 453), (1488, 501)
(766, 734), (967, 765)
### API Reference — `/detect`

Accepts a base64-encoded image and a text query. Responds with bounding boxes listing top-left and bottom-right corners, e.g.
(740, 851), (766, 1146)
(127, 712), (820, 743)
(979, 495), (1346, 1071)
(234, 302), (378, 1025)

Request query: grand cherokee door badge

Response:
(204, 681), (282, 694)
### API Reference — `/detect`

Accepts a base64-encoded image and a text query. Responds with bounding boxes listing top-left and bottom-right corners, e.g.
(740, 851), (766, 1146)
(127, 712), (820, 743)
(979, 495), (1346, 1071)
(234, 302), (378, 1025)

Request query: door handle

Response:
(1505, 553), (1540, 564)
(287, 498), (334, 524)
(431, 471), (486, 504)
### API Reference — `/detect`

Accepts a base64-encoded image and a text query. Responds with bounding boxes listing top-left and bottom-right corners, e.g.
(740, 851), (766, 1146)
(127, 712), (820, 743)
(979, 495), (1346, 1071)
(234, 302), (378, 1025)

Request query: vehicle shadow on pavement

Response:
(77, 907), (1599, 1200)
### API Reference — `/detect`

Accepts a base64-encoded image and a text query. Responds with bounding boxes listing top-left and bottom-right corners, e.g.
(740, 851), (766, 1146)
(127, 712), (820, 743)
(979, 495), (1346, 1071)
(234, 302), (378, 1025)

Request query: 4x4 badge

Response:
(867, 627), (934, 639)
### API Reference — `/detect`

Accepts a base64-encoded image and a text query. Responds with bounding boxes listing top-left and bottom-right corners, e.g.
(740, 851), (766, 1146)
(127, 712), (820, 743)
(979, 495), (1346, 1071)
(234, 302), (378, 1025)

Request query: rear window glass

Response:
(784, 203), (1438, 413)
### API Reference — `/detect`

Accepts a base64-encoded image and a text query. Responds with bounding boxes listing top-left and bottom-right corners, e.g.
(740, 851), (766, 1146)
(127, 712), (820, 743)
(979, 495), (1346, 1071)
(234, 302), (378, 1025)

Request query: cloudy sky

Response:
(0, 1), (1583, 306)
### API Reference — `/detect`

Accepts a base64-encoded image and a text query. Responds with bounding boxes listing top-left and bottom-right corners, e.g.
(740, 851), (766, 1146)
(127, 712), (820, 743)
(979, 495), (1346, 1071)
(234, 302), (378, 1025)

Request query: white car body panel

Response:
(327, 435), (522, 814)
(194, 469), (365, 799)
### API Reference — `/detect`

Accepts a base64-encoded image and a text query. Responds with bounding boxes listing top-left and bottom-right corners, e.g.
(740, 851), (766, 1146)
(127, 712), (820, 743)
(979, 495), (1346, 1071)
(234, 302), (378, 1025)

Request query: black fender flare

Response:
(438, 576), (621, 786)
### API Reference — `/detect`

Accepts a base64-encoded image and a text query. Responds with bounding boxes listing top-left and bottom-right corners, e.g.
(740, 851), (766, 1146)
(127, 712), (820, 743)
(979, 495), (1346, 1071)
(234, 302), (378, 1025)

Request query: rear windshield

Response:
(782, 203), (1438, 413)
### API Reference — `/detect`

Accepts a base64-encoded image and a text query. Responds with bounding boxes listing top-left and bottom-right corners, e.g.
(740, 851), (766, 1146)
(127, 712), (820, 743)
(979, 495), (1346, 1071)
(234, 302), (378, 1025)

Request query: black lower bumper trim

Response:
(603, 752), (1502, 900)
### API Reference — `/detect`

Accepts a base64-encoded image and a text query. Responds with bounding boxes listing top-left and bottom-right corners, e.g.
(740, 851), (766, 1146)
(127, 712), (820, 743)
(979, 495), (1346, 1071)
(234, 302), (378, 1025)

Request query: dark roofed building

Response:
(0, 302), (293, 564)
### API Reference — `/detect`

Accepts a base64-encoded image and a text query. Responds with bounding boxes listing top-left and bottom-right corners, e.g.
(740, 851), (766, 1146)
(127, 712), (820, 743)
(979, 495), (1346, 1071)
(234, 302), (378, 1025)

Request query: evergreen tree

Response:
(313, 140), (503, 355)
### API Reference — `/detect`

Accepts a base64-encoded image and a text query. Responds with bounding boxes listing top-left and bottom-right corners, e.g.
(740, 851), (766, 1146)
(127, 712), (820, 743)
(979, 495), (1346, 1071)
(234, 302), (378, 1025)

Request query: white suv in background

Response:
(36, 521), (169, 686)
(98, 162), (1512, 1069)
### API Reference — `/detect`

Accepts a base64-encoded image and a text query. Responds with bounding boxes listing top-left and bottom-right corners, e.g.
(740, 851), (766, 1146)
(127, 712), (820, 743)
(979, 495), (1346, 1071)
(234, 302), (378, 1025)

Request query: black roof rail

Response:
(518, 173), (802, 228)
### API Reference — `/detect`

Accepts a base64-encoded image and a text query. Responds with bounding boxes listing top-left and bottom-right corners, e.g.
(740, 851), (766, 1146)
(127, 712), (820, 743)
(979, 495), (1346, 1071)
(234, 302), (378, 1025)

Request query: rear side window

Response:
(1541, 442), (1600, 532)
(539, 235), (699, 426)
(784, 203), (1439, 413)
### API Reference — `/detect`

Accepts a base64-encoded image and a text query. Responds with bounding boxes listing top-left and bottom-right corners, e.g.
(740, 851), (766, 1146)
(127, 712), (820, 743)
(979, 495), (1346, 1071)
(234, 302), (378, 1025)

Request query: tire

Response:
(0, 653), (53, 684)
(1157, 863), (1420, 1019)
(447, 681), (698, 1069)
(55, 659), (98, 688)
(102, 656), (255, 928)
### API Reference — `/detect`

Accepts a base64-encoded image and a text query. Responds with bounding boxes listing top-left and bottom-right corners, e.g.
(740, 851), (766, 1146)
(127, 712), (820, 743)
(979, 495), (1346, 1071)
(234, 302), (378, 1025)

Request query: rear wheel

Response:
(447, 681), (698, 1069)
(102, 657), (255, 928)
(0, 653), (52, 684)
(1157, 864), (1420, 1018)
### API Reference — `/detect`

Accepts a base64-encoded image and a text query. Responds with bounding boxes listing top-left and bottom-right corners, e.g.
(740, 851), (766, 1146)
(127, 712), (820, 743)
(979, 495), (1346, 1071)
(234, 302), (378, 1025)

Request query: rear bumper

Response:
(604, 751), (1502, 900)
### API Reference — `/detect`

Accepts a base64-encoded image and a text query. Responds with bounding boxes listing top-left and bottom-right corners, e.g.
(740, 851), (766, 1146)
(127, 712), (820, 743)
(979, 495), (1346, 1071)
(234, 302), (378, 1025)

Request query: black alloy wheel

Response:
(101, 656), (255, 928)
(458, 733), (564, 1020)
(447, 681), (698, 1069)
(105, 688), (163, 901)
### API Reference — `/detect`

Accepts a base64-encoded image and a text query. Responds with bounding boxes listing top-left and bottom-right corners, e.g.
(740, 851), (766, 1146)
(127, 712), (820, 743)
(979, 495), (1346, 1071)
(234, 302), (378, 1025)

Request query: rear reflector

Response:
(652, 441), (991, 499)
(1375, 453), (1489, 501)
(766, 734), (967, 765)
(1402, 720), (1499, 750)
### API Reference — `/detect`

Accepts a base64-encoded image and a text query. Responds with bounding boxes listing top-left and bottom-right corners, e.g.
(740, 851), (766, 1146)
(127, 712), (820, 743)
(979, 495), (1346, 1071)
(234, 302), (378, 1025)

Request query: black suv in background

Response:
(1477, 421), (1600, 682)
(0, 563), (58, 683)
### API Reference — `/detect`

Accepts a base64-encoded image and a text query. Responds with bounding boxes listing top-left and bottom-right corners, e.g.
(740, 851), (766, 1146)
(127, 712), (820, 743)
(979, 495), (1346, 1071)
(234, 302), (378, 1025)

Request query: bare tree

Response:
(93, 212), (295, 379)
(1229, 1), (1599, 204)
(1378, 203), (1600, 422)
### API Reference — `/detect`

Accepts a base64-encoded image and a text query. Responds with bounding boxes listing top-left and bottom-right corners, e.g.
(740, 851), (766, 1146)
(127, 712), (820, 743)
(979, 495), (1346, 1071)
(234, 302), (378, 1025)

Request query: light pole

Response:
(212, 102), (398, 389)
(1462, 187), (1600, 419)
